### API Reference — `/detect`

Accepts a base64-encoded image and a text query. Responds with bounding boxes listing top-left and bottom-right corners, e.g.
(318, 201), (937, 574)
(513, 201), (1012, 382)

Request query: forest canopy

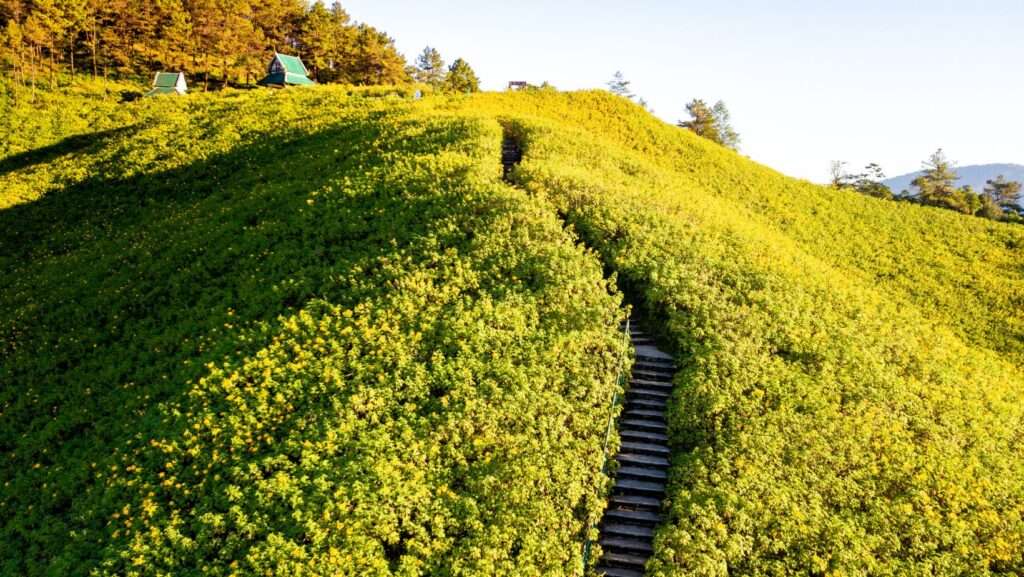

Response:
(0, 0), (409, 86)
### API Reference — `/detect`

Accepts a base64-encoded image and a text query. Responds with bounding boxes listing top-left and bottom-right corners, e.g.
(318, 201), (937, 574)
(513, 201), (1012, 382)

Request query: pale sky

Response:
(344, 0), (1023, 183)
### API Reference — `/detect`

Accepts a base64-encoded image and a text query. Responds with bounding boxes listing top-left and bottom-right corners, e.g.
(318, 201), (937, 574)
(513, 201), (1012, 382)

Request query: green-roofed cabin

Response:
(258, 52), (315, 87)
(145, 72), (187, 96)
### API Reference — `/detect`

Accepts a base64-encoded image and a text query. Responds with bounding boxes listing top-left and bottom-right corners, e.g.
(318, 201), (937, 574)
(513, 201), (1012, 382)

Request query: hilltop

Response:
(2, 80), (1023, 576)
(884, 162), (1024, 194)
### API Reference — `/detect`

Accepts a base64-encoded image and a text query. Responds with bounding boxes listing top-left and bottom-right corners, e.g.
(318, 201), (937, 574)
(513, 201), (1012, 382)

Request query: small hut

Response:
(258, 53), (315, 87)
(145, 72), (187, 96)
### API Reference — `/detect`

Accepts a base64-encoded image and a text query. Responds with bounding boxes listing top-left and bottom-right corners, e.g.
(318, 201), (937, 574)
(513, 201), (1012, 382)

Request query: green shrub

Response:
(1, 84), (625, 576)
(505, 91), (1024, 576)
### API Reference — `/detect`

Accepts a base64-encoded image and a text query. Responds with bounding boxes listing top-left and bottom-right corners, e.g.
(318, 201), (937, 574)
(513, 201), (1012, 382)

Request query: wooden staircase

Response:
(501, 133), (522, 181)
(594, 320), (675, 577)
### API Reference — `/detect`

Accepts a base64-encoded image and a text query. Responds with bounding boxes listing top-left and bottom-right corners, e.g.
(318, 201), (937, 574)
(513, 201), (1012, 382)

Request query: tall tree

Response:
(412, 45), (444, 88)
(297, 0), (350, 83)
(444, 57), (478, 93)
(911, 149), (965, 211)
(606, 70), (632, 98)
(0, 0), (412, 87)
(251, 0), (304, 53)
(830, 160), (850, 188)
(711, 100), (740, 150)
(850, 163), (892, 199)
(346, 24), (408, 85)
(678, 99), (721, 144)
(984, 175), (1023, 214)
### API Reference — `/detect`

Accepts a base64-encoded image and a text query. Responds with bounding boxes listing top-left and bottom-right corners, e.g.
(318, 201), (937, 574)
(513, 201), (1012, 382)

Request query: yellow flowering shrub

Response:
(1, 84), (624, 576)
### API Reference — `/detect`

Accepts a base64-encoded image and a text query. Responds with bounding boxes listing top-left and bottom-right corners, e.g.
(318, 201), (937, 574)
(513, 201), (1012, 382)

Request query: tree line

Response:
(0, 0), (480, 91)
(832, 151), (1022, 224)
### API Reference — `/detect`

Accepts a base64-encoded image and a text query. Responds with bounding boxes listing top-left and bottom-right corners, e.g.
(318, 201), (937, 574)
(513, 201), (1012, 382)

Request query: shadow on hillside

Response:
(0, 115), (485, 575)
(0, 126), (138, 178)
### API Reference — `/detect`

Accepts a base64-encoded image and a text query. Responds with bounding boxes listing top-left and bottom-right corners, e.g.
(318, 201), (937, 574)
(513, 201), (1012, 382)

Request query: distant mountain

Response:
(883, 163), (1024, 195)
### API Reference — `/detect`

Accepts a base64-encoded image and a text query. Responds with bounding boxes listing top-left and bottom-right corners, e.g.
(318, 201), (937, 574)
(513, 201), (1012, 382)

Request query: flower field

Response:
(2, 81), (1022, 576)
(503, 91), (1024, 576)
(1, 83), (626, 576)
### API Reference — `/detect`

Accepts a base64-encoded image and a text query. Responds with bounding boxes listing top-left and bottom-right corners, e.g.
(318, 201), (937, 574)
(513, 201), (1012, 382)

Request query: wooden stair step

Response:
(627, 388), (670, 403)
(595, 564), (644, 577)
(616, 452), (670, 467)
(630, 346), (671, 362)
(605, 508), (661, 525)
(631, 370), (674, 382)
(621, 440), (670, 456)
(601, 549), (650, 567)
(628, 397), (666, 411)
(604, 523), (655, 539)
(629, 379), (673, 392)
(620, 428), (669, 443)
(617, 465), (668, 481)
(635, 355), (674, 366)
(614, 478), (665, 496)
(610, 494), (662, 510)
(620, 418), (666, 433)
(600, 536), (653, 554)
(633, 362), (675, 374)
(623, 409), (665, 421)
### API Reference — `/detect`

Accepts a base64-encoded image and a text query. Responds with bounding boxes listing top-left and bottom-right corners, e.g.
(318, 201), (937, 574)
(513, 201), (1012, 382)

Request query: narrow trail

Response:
(501, 132), (676, 576)
(593, 319), (675, 577)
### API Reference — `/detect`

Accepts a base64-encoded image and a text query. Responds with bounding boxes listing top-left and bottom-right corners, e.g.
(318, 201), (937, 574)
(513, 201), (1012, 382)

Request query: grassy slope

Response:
(493, 91), (1024, 576)
(2, 83), (1023, 576)
(1, 84), (626, 576)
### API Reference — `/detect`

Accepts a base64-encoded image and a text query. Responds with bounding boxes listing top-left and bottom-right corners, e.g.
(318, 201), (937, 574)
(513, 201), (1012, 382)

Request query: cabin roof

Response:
(145, 72), (186, 96)
(257, 72), (316, 86)
(259, 53), (314, 86)
(273, 53), (308, 75)
(153, 72), (182, 88)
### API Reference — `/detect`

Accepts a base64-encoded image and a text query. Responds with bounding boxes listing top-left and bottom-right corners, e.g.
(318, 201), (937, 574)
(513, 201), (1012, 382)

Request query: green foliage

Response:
(0, 82), (626, 576)
(412, 46), (445, 89)
(984, 174), (1022, 216)
(489, 90), (1024, 576)
(0, 0), (409, 87)
(911, 148), (973, 213)
(4, 81), (1024, 577)
(833, 162), (893, 199)
(606, 71), (632, 99)
(443, 58), (479, 94)
(679, 98), (740, 150)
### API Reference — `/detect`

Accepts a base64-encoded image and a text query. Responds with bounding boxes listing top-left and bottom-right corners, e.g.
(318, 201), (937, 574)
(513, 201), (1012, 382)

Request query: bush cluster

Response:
(507, 91), (1024, 576)
(1, 84), (625, 576)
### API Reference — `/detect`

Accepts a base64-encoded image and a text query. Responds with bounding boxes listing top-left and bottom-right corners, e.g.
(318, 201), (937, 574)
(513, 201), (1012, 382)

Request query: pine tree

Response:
(412, 46), (444, 88)
(850, 163), (892, 199)
(347, 24), (408, 85)
(1, 0), (410, 86)
(984, 175), (1023, 214)
(444, 57), (478, 93)
(607, 70), (632, 98)
(678, 99), (721, 144)
(298, 0), (350, 82)
(711, 100), (740, 150)
(911, 149), (962, 210)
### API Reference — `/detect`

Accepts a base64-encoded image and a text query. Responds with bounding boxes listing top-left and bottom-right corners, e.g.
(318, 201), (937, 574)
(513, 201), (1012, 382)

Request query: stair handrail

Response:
(580, 315), (631, 575)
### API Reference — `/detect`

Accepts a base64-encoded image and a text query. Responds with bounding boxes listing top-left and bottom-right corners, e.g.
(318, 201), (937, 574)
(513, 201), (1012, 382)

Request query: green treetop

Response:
(607, 70), (632, 98)
(911, 149), (970, 213)
(413, 45), (446, 88)
(984, 175), (1023, 215)
(444, 57), (479, 93)
(679, 99), (720, 144)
